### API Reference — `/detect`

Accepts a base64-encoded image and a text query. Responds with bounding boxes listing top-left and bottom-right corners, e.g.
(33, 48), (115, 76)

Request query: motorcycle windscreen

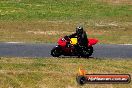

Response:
(70, 38), (77, 45)
(58, 38), (66, 46)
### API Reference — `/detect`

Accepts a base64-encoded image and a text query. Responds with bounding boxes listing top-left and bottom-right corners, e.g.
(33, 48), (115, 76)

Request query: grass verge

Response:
(0, 57), (131, 88)
(0, 20), (132, 44)
(0, 0), (131, 44)
(0, 0), (131, 21)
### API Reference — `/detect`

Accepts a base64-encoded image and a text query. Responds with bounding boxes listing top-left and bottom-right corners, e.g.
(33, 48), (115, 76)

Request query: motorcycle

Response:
(51, 36), (98, 57)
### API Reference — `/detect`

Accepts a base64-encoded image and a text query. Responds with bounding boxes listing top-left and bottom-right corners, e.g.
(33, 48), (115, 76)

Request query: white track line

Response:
(118, 44), (132, 45)
(6, 42), (24, 44)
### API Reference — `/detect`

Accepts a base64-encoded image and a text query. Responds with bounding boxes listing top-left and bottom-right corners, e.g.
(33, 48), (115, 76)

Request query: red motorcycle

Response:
(51, 36), (98, 57)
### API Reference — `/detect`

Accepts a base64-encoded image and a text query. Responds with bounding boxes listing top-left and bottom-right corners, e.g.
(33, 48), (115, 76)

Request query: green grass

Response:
(0, 0), (132, 44)
(0, 0), (131, 21)
(0, 57), (132, 88)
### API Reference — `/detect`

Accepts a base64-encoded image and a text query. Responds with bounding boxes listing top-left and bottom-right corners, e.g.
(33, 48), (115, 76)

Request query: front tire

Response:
(51, 47), (62, 57)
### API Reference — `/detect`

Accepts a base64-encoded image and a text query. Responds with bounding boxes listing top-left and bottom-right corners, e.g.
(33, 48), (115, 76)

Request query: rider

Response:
(65, 26), (88, 55)
(69, 26), (88, 47)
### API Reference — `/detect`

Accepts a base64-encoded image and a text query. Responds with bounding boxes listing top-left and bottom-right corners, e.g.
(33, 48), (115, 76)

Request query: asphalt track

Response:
(0, 43), (132, 58)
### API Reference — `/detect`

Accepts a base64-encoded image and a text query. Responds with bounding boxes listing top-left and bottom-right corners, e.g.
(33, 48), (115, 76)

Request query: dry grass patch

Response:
(27, 30), (74, 35)
(0, 21), (132, 44)
(0, 57), (132, 88)
(98, 0), (132, 5)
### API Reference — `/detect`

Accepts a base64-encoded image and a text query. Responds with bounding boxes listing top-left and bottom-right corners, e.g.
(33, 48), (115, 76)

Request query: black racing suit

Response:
(68, 31), (88, 55)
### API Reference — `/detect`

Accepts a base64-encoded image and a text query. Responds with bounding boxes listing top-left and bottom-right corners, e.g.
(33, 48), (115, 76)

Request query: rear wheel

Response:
(82, 46), (93, 57)
(87, 47), (93, 56)
(51, 47), (62, 57)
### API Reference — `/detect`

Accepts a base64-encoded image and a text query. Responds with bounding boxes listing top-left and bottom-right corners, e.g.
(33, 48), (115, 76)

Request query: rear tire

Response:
(82, 46), (93, 57)
(51, 47), (62, 57)
(87, 46), (93, 56)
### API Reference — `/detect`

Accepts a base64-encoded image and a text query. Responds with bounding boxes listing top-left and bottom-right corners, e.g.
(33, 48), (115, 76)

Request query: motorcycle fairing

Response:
(88, 38), (98, 47)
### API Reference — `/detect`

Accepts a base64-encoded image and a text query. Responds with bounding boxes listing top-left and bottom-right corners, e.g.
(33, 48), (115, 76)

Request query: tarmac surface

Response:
(0, 43), (132, 58)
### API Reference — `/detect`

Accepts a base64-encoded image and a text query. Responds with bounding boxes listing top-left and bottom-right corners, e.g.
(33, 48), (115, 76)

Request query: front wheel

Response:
(51, 47), (62, 57)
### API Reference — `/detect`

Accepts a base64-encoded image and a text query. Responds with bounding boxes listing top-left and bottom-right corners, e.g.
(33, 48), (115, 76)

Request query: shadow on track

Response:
(54, 56), (96, 59)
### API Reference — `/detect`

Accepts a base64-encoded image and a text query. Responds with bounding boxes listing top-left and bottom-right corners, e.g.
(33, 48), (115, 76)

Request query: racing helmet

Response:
(76, 26), (84, 36)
